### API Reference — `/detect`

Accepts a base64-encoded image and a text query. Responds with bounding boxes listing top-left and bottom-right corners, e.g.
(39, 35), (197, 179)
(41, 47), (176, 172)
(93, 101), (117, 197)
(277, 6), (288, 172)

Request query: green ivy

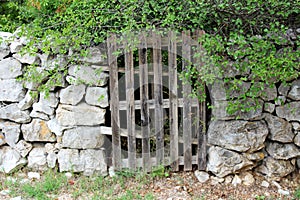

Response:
(1, 0), (300, 114)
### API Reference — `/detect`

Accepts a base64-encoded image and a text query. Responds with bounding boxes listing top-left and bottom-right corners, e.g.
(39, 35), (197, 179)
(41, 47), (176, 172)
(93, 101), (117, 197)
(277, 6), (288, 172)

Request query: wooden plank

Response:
(139, 32), (151, 171)
(107, 34), (121, 170)
(195, 30), (207, 171)
(117, 98), (199, 110)
(182, 31), (192, 171)
(124, 41), (136, 170)
(100, 126), (198, 144)
(152, 31), (164, 165)
(121, 155), (198, 169)
(117, 67), (169, 76)
(168, 31), (179, 171)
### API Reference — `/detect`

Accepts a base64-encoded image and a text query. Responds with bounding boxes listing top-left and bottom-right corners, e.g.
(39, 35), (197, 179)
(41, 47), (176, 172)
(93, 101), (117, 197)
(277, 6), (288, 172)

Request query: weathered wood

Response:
(195, 30), (207, 171)
(117, 98), (199, 110)
(139, 33), (151, 171)
(107, 34), (121, 170)
(121, 155), (198, 168)
(153, 32), (164, 165)
(100, 126), (198, 144)
(182, 31), (192, 171)
(168, 31), (179, 171)
(124, 40), (136, 169)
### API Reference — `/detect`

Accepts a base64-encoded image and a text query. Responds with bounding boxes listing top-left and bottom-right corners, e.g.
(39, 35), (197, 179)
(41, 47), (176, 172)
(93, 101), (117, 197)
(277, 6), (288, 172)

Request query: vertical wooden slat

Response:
(168, 31), (179, 171)
(124, 40), (136, 170)
(182, 31), (192, 171)
(195, 30), (207, 170)
(108, 34), (121, 170)
(153, 31), (164, 165)
(139, 33), (151, 171)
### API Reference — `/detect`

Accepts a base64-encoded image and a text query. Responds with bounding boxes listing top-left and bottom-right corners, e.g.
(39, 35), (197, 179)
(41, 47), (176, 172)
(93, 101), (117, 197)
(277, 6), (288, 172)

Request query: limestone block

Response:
(27, 147), (47, 170)
(68, 65), (109, 86)
(59, 85), (86, 105)
(62, 126), (105, 149)
(56, 103), (105, 126)
(85, 87), (109, 107)
(32, 92), (58, 115)
(0, 121), (20, 147)
(0, 79), (25, 102)
(207, 120), (268, 152)
(276, 102), (300, 121)
(255, 157), (295, 179)
(264, 102), (275, 113)
(278, 83), (290, 96)
(14, 140), (32, 157)
(0, 146), (27, 173)
(18, 91), (36, 111)
(0, 104), (30, 123)
(10, 40), (23, 53)
(57, 149), (83, 172)
(80, 149), (107, 176)
(264, 113), (294, 143)
(79, 47), (105, 65)
(21, 119), (56, 142)
(13, 53), (38, 65)
(266, 142), (300, 160)
(0, 58), (22, 79)
(207, 146), (253, 177)
(288, 79), (300, 100)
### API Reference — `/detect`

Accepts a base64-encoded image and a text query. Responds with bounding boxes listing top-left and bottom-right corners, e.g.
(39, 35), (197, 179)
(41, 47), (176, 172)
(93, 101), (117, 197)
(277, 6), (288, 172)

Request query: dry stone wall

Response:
(0, 29), (300, 181)
(0, 31), (109, 176)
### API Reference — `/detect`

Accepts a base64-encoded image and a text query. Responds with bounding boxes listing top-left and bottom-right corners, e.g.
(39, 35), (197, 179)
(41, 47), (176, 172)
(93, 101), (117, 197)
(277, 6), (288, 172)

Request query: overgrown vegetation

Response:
(1, 0), (300, 113)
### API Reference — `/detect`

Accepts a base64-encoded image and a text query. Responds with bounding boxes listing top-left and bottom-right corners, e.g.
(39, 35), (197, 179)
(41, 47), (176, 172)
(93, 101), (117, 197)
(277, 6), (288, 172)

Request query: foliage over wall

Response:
(1, 0), (300, 112)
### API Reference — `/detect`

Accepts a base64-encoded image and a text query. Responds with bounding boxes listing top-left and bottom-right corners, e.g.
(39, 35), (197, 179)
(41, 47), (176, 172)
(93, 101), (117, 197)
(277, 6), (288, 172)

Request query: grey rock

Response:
(232, 175), (242, 186)
(59, 85), (86, 105)
(288, 79), (300, 100)
(276, 102), (300, 121)
(46, 118), (63, 136)
(264, 113), (294, 143)
(30, 110), (50, 120)
(10, 40), (23, 53)
(266, 142), (300, 160)
(261, 180), (270, 188)
(80, 149), (107, 176)
(79, 47), (105, 65)
(0, 58), (22, 79)
(68, 65), (109, 86)
(212, 99), (263, 120)
(256, 157), (295, 179)
(10, 196), (22, 200)
(292, 122), (300, 131)
(21, 119), (56, 142)
(194, 171), (210, 183)
(264, 103), (275, 113)
(278, 189), (290, 196)
(251, 83), (277, 101)
(57, 149), (83, 172)
(210, 176), (224, 185)
(47, 152), (57, 168)
(0, 189), (10, 195)
(13, 53), (38, 65)
(56, 103), (105, 126)
(207, 120), (268, 152)
(278, 83), (290, 96)
(57, 149), (107, 176)
(0, 121), (20, 147)
(275, 96), (286, 106)
(27, 147), (47, 170)
(18, 91), (37, 110)
(14, 140), (32, 157)
(42, 54), (67, 70)
(241, 172), (255, 186)
(62, 126), (105, 149)
(32, 92), (58, 115)
(207, 146), (253, 177)
(85, 87), (109, 107)
(0, 79), (25, 102)
(294, 134), (300, 146)
(209, 81), (250, 101)
(0, 32), (11, 60)
(0, 104), (30, 123)
(27, 172), (40, 180)
(0, 146), (27, 173)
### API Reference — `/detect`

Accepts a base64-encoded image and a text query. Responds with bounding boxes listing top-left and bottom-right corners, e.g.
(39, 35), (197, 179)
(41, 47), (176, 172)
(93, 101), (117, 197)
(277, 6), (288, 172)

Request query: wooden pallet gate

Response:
(107, 30), (207, 172)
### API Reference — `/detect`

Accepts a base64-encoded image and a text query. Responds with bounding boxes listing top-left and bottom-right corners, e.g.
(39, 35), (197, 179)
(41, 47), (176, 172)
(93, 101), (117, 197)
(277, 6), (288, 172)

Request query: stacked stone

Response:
(207, 28), (300, 181)
(0, 31), (109, 176)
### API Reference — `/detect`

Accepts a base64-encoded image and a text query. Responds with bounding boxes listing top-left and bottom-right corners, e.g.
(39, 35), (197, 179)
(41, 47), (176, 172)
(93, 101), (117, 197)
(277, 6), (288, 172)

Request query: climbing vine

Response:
(1, 0), (300, 113)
